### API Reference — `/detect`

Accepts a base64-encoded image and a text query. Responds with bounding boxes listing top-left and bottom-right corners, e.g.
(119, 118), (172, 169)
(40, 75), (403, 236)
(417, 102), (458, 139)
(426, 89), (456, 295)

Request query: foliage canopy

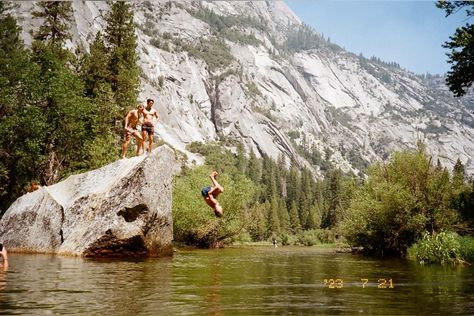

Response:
(437, 1), (474, 97)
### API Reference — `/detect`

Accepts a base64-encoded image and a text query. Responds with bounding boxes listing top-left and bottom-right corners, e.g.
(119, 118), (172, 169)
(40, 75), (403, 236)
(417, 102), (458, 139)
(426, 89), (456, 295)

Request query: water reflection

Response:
(0, 247), (472, 315)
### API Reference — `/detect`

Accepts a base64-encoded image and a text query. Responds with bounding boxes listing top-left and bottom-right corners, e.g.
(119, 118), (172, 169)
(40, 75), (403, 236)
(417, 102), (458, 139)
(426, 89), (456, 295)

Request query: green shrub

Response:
(158, 75), (164, 88)
(150, 37), (171, 52)
(457, 235), (474, 263)
(223, 29), (261, 46)
(313, 229), (335, 244)
(408, 231), (462, 265)
(173, 165), (254, 248)
(232, 230), (253, 244)
(181, 38), (234, 72)
(246, 82), (261, 98)
(287, 130), (300, 139)
(342, 147), (459, 256)
(279, 233), (297, 246)
(296, 230), (321, 246)
(408, 232), (474, 265)
(189, 6), (266, 34)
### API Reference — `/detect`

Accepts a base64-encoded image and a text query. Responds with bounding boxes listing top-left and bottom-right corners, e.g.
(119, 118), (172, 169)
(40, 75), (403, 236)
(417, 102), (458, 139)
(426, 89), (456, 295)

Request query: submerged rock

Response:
(0, 145), (181, 257)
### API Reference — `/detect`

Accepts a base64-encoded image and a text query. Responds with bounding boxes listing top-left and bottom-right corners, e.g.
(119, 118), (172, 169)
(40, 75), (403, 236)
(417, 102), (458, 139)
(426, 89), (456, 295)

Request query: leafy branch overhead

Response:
(437, 1), (474, 97)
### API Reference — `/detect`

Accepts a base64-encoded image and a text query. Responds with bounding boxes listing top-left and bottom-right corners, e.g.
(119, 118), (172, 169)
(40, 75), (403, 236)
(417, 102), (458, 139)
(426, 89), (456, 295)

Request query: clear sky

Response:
(284, 0), (469, 75)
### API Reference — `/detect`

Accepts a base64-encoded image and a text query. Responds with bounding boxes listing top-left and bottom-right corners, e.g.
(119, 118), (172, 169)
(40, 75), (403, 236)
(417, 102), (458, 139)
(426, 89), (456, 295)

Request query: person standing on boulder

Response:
(121, 104), (145, 159)
(201, 171), (224, 217)
(141, 98), (159, 155)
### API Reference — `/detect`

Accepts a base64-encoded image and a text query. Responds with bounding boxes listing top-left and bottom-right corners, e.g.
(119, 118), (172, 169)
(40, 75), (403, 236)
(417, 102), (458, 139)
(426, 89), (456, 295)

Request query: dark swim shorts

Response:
(142, 121), (154, 135)
(201, 186), (211, 197)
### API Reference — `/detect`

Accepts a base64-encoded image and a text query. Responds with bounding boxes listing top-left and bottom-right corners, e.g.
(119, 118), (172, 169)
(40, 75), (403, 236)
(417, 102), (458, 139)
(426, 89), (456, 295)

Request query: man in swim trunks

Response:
(201, 171), (224, 217)
(141, 98), (160, 154)
(121, 104), (144, 159)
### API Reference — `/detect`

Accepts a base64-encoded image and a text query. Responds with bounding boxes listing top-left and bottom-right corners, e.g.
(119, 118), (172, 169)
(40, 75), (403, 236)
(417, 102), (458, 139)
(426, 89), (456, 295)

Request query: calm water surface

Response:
(0, 246), (473, 315)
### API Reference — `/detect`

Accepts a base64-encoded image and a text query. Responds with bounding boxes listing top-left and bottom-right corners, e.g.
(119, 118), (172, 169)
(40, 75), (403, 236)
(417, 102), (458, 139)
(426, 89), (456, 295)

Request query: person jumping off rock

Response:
(201, 171), (224, 217)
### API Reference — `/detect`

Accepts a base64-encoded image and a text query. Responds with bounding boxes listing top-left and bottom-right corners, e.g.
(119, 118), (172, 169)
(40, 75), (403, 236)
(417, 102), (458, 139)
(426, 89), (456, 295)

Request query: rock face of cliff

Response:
(0, 145), (180, 257)
(13, 1), (474, 175)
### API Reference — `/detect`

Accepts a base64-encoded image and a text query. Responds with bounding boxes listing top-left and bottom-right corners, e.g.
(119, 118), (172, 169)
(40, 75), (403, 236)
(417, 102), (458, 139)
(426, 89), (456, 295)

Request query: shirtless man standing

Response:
(201, 171), (224, 217)
(121, 104), (144, 159)
(141, 98), (159, 154)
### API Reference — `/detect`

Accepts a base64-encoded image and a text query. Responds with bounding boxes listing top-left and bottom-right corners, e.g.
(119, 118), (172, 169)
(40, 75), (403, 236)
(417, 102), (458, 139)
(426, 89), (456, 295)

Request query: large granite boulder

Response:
(0, 145), (181, 257)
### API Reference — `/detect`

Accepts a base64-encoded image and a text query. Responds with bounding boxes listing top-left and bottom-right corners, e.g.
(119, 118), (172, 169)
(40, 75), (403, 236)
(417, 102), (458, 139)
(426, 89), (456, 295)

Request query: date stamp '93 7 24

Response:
(323, 278), (394, 289)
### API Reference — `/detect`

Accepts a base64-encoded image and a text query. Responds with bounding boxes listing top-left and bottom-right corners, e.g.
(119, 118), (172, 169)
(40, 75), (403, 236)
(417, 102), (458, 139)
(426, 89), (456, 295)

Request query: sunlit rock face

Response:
(13, 1), (474, 175)
(0, 146), (180, 257)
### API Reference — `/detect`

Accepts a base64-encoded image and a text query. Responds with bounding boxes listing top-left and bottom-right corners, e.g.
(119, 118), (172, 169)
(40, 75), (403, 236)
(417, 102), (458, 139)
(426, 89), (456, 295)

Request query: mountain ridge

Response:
(14, 0), (474, 175)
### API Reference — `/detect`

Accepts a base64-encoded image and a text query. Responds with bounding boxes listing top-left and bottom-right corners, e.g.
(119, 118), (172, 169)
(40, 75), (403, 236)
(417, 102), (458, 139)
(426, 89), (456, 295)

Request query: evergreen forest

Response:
(1, 2), (473, 265)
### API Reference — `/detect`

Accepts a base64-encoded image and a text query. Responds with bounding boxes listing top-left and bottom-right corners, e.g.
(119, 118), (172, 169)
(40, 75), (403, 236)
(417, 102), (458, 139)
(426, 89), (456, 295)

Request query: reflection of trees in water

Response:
(92, 258), (173, 315)
(0, 254), (174, 314)
(0, 250), (473, 314)
(409, 263), (474, 313)
(204, 258), (223, 316)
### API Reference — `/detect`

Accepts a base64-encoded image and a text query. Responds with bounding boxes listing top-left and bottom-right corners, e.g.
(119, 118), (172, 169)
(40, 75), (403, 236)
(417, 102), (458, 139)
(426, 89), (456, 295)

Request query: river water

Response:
(0, 246), (473, 315)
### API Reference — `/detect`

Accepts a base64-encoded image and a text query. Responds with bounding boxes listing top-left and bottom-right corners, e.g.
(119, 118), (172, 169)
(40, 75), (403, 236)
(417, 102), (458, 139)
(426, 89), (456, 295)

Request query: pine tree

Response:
(235, 142), (247, 173)
(31, 1), (94, 184)
(286, 161), (301, 213)
(321, 168), (343, 228)
(104, 1), (140, 113)
(248, 203), (267, 241)
(81, 33), (111, 99)
(299, 167), (313, 229)
(246, 150), (261, 184)
(79, 32), (118, 129)
(0, 2), (23, 117)
(78, 31), (121, 169)
(0, 2), (42, 212)
(267, 197), (281, 236)
(261, 155), (277, 201)
(447, 159), (472, 232)
(453, 159), (465, 184)
(289, 201), (301, 233)
(31, 1), (73, 62)
(276, 153), (287, 198)
(32, 1), (72, 43)
(306, 203), (321, 230)
(437, 1), (474, 97)
(277, 196), (290, 232)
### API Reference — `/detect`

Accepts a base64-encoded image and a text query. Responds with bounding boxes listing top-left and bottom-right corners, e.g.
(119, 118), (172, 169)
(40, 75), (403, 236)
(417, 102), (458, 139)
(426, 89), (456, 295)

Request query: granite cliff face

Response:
(14, 1), (474, 175)
(0, 146), (180, 257)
